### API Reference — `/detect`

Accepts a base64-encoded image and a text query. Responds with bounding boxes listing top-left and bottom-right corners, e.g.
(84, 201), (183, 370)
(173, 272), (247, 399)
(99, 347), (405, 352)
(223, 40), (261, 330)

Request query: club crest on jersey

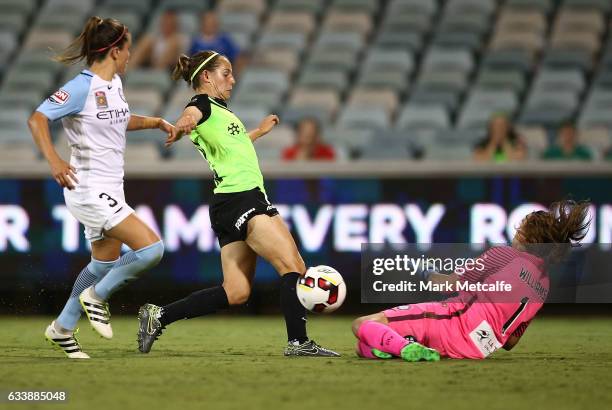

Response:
(95, 91), (108, 109)
(48, 89), (70, 105)
(228, 122), (240, 136)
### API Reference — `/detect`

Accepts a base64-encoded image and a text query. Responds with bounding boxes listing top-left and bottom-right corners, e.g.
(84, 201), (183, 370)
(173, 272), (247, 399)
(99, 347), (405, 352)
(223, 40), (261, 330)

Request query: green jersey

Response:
(186, 94), (265, 194)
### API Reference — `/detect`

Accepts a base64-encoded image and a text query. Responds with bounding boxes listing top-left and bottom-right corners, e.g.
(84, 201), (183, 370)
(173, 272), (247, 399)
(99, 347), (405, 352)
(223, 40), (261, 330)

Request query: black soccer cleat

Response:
(284, 339), (341, 357)
(137, 303), (165, 353)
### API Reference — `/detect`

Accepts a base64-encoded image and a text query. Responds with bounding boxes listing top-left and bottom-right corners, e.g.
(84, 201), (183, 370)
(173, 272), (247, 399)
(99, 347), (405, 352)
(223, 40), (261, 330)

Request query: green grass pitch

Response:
(1, 316), (611, 410)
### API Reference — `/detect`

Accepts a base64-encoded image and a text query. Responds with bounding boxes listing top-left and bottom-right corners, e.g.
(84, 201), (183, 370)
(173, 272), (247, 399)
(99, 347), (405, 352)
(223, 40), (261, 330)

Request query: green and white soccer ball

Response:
(297, 265), (347, 313)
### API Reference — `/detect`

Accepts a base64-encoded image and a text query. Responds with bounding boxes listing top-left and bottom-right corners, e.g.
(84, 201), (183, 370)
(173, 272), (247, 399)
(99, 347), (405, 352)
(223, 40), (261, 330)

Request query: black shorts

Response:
(209, 187), (279, 247)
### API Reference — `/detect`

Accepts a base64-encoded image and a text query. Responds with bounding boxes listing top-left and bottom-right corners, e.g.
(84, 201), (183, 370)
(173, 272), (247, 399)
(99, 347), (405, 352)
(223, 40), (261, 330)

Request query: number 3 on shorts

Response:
(98, 192), (118, 208)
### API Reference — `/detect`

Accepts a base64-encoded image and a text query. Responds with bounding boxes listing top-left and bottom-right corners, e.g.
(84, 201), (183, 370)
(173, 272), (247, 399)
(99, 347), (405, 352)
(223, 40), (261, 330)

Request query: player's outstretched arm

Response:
(166, 107), (202, 147)
(28, 111), (78, 190)
(502, 334), (520, 351)
(127, 114), (175, 138)
(249, 114), (279, 142)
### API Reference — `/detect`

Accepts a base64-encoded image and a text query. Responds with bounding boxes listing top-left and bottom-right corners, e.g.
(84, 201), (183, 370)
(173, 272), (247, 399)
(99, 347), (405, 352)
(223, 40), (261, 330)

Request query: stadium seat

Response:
(281, 106), (333, 126)
(490, 31), (545, 54)
(324, 127), (374, 154)
(505, 0), (552, 14)
(422, 48), (474, 74)
(347, 88), (399, 117)
(542, 49), (594, 72)
(431, 32), (483, 52)
(0, 0), (37, 15)
(231, 90), (283, 112)
(395, 105), (450, 131)
(357, 69), (408, 92)
(578, 128), (612, 154)
(496, 10), (547, 35)
(423, 143), (473, 161)
(250, 49), (299, 75)
(125, 89), (163, 117)
(554, 10), (605, 35)
(124, 141), (162, 162)
(297, 70), (348, 94)
(329, 0), (380, 14)
(438, 13), (491, 37)
(417, 71), (468, 93)
(23, 29), (73, 51)
(1, 69), (56, 95)
(481, 49), (534, 73)
(238, 69), (289, 95)
(337, 105), (390, 131)
(257, 32), (307, 53)
(230, 105), (270, 130)
(102, 0), (152, 14)
(289, 88), (341, 119)
(363, 49), (414, 73)
(322, 11), (372, 37)
(218, 0), (267, 17)
(0, 90), (44, 112)
(373, 30), (423, 53)
(444, 0), (497, 16)
(550, 31), (600, 55)
(253, 124), (295, 151)
(532, 69), (586, 94)
(125, 69), (173, 94)
(314, 32), (364, 52)
(219, 12), (260, 36)
(359, 138), (412, 160)
(159, 0), (210, 13)
(0, 108), (32, 143)
(408, 89), (460, 113)
(273, 0), (325, 15)
(306, 49), (359, 73)
(563, 0), (611, 13)
(265, 12), (315, 36)
(475, 69), (526, 93)
(386, 0), (439, 16)
(0, 12), (27, 36)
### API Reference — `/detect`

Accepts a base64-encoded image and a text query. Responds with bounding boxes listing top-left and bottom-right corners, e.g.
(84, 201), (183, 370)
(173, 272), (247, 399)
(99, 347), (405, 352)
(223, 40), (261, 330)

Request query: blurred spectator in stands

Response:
(282, 118), (336, 161)
(542, 121), (592, 161)
(605, 147), (612, 161)
(189, 10), (246, 74)
(130, 9), (185, 71)
(473, 114), (527, 162)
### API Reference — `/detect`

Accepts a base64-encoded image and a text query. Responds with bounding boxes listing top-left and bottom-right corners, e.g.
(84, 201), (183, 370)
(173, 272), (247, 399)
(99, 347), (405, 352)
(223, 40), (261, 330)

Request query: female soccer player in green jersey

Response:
(137, 51), (339, 357)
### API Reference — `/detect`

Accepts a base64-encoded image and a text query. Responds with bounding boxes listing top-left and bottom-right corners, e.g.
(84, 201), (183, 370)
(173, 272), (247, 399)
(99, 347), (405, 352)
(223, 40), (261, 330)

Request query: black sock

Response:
(160, 286), (229, 326)
(280, 272), (308, 344)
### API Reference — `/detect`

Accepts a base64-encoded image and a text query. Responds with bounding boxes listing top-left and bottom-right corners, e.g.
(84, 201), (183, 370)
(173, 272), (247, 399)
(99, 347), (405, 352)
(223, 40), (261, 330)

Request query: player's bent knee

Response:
(352, 314), (386, 337)
(223, 284), (251, 306)
(135, 240), (164, 271)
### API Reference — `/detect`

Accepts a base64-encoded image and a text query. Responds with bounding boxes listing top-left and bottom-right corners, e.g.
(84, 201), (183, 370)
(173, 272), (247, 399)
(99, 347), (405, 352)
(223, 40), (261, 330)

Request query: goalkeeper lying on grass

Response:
(352, 200), (590, 361)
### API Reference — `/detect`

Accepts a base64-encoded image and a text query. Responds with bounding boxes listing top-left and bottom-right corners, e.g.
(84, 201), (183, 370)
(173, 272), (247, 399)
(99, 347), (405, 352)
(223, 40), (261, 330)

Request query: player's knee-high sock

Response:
(93, 241), (164, 300)
(159, 286), (229, 326)
(358, 320), (409, 356)
(56, 258), (117, 330)
(280, 272), (308, 344)
(356, 340), (378, 359)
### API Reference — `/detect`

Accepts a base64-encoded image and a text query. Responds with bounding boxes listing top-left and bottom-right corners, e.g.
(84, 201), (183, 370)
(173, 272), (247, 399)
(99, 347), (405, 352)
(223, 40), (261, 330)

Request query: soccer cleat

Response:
(137, 303), (165, 353)
(284, 339), (341, 357)
(371, 348), (393, 359)
(79, 286), (112, 339)
(400, 342), (441, 362)
(44, 322), (90, 359)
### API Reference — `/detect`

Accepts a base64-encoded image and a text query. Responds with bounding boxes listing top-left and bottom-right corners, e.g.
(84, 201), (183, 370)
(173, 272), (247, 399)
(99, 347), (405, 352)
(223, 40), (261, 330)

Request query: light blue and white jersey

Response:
(37, 69), (130, 189)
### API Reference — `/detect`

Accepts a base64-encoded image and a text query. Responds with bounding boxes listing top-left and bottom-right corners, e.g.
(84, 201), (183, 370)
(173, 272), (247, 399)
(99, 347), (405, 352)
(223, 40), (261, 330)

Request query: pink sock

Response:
(356, 340), (378, 359)
(358, 320), (409, 356)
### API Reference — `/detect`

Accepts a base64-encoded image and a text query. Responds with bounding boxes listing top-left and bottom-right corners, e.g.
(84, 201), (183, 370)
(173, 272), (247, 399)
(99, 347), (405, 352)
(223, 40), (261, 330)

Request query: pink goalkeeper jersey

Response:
(447, 246), (549, 358)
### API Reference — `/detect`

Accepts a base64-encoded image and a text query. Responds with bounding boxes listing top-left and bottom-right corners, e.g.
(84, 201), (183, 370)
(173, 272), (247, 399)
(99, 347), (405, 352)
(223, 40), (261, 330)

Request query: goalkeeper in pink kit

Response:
(353, 200), (591, 361)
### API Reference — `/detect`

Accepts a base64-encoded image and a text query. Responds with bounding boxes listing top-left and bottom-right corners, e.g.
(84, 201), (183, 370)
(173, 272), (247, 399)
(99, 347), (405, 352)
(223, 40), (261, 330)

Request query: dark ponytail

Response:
(54, 16), (128, 66)
(520, 200), (591, 263)
(171, 51), (224, 90)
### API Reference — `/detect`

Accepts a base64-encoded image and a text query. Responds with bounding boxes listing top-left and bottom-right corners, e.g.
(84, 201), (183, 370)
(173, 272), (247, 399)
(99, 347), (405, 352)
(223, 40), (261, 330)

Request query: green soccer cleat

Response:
(137, 303), (165, 353)
(400, 342), (441, 362)
(371, 348), (393, 359)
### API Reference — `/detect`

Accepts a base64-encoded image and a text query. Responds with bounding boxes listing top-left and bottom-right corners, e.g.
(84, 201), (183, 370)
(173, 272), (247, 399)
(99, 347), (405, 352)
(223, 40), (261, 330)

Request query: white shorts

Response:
(64, 185), (134, 242)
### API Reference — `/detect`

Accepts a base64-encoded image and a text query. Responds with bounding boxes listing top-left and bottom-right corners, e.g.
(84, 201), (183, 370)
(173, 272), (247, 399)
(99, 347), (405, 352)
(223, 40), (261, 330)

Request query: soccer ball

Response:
(297, 265), (347, 313)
